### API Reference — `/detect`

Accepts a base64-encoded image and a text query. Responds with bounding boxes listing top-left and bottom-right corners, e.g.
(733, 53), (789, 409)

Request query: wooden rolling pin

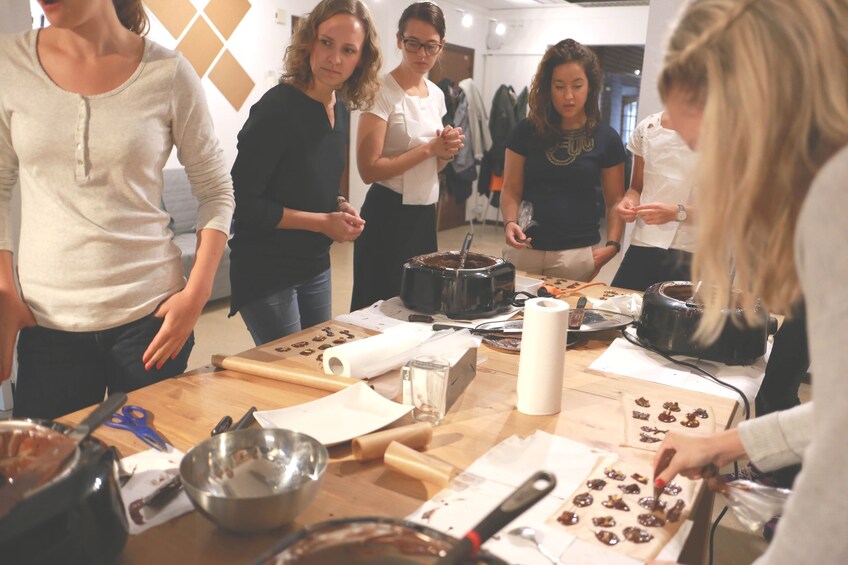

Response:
(211, 354), (361, 392)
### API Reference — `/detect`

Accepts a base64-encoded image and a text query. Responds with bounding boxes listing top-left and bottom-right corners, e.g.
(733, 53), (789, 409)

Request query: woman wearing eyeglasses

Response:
(351, 1), (464, 311)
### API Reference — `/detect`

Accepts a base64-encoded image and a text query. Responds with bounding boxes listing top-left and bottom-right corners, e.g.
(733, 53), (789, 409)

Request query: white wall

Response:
(482, 5), (650, 104)
(636, 0), (686, 122)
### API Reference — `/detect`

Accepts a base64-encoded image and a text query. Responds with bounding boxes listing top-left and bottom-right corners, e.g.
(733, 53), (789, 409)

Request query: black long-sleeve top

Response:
(228, 83), (348, 315)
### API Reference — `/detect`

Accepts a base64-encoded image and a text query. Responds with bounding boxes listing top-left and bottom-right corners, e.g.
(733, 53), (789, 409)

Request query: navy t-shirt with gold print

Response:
(506, 118), (625, 250)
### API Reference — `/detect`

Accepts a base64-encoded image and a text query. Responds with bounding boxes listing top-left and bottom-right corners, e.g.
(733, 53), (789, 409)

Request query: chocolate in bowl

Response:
(257, 517), (508, 564)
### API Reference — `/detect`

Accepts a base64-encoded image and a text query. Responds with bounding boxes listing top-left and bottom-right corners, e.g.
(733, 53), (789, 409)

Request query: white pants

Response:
(503, 245), (596, 281)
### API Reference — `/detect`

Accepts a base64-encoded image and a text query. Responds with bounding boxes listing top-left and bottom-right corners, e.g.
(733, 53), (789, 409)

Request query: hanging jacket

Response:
(458, 78), (492, 159)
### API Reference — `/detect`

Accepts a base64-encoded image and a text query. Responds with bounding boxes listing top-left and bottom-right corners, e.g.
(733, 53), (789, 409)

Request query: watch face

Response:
(677, 205), (687, 222)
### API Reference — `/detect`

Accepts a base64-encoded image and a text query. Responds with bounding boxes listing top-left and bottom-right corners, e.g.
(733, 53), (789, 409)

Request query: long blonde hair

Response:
(282, 0), (382, 111)
(659, 0), (848, 341)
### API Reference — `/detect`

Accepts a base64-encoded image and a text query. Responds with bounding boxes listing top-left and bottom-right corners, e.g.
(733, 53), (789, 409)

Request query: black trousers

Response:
(351, 184), (437, 311)
(14, 313), (193, 420)
(611, 244), (694, 292)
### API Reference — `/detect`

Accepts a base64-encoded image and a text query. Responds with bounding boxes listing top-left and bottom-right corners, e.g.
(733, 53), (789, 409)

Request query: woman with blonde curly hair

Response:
(229, 0), (381, 344)
(647, 0), (848, 563)
(501, 39), (626, 281)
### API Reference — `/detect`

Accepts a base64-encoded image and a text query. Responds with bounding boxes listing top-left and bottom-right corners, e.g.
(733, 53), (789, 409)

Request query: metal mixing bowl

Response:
(179, 429), (328, 533)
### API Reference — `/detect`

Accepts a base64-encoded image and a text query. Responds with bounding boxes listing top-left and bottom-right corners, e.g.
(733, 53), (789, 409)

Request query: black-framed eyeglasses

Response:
(401, 36), (443, 56)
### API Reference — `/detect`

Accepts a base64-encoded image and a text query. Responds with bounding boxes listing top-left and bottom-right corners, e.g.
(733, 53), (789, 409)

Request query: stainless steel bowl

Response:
(179, 429), (328, 533)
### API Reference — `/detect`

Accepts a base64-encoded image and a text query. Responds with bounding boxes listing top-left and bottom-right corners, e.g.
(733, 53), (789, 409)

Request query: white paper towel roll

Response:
(323, 326), (433, 379)
(516, 298), (570, 415)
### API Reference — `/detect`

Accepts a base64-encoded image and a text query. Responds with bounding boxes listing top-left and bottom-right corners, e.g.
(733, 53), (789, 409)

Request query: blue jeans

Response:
(14, 313), (194, 419)
(239, 268), (332, 346)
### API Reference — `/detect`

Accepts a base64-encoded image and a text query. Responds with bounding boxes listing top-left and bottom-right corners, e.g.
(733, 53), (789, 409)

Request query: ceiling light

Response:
(462, 13), (473, 28)
(495, 22), (506, 36)
(634, 69), (641, 76)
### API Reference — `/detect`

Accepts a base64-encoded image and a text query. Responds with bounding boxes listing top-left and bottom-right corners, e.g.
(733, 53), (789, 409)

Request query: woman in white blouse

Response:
(351, 1), (463, 311)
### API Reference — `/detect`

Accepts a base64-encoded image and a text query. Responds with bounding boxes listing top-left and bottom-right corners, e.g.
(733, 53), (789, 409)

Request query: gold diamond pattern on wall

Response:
(176, 16), (224, 78)
(146, 0), (256, 111)
(145, 0), (195, 38)
(209, 50), (254, 111)
(204, 0), (251, 40)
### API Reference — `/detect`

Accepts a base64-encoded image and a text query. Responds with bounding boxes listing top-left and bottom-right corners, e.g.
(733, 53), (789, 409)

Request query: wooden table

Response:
(62, 282), (740, 565)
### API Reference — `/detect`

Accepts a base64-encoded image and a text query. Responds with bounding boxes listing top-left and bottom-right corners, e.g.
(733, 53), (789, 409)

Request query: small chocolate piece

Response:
(318, 343), (332, 350)
(586, 479), (607, 490)
(332, 338), (347, 344)
(321, 326), (332, 332)
(623, 527), (654, 544)
(693, 408), (709, 419)
(663, 401), (681, 412)
(312, 335), (326, 342)
(292, 341), (309, 348)
(325, 330), (335, 337)
(632, 411), (650, 421)
(681, 414), (701, 428)
(604, 467), (626, 481)
(663, 482), (683, 496)
(274, 346), (291, 352)
(573, 492), (594, 507)
(316, 354), (323, 363)
(595, 530), (620, 546)
(635, 397), (651, 408)
(640, 426), (669, 435)
(592, 516), (616, 527)
(601, 494), (630, 511)
(300, 348), (315, 356)
(638, 497), (666, 511)
(666, 499), (686, 522)
(618, 483), (641, 495)
(658, 411), (677, 423)
(639, 433), (663, 443)
(631, 473), (649, 485)
(637, 513), (667, 528)
(557, 511), (579, 526)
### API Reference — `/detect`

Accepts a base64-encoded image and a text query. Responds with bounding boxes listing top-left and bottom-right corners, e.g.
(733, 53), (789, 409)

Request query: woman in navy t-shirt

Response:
(501, 39), (625, 280)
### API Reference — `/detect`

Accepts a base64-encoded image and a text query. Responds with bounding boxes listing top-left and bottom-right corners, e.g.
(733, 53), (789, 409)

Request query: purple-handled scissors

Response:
(105, 405), (168, 451)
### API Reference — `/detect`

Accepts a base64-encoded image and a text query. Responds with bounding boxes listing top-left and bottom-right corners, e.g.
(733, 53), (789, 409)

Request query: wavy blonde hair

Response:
(659, 0), (848, 342)
(281, 0), (382, 111)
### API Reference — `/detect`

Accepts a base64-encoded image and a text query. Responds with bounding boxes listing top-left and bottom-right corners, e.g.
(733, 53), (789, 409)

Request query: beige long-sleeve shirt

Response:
(0, 30), (234, 331)
(738, 145), (848, 563)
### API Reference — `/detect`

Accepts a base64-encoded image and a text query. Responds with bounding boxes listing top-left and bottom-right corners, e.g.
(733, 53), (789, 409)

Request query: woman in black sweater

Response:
(228, 0), (381, 344)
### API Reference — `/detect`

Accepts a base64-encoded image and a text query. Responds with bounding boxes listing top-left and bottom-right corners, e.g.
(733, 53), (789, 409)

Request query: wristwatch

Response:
(676, 204), (687, 222)
(336, 195), (348, 210)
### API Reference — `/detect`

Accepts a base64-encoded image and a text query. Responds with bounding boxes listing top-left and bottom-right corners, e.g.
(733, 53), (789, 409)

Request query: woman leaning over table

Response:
(646, 1), (848, 564)
(502, 39), (625, 281)
(228, 0), (381, 345)
(0, 0), (234, 419)
(350, 1), (464, 311)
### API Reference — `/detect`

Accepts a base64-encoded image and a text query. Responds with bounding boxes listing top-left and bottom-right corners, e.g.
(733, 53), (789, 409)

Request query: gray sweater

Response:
(737, 145), (848, 563)
(0, 30), (234, 331)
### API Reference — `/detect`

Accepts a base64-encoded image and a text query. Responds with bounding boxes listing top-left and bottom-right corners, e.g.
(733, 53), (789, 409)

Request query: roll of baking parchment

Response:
(351, 422), (433, 461)
(516, 297), (570, 415)
(323, 326), (432, 379)
(211, 354), (359, 392)
(383, 441), (457, 488)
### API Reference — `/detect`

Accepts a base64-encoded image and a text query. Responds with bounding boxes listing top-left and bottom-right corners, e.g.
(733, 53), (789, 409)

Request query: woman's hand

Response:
(589, 245), (618, 279)
(504, 221), (531, 249)
(616, 197), (639, 222)
(653, 429), (748, 487)
(0, 291), (37, 381)
(431, 125), (464, 160)
(323, 211), (365, 243)
(143, 288), (207, 371)
(636, 202), (678, 225)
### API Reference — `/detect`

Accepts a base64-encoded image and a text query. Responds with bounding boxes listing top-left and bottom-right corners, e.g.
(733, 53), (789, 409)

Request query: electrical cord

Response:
(620, 325), (752, 565)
